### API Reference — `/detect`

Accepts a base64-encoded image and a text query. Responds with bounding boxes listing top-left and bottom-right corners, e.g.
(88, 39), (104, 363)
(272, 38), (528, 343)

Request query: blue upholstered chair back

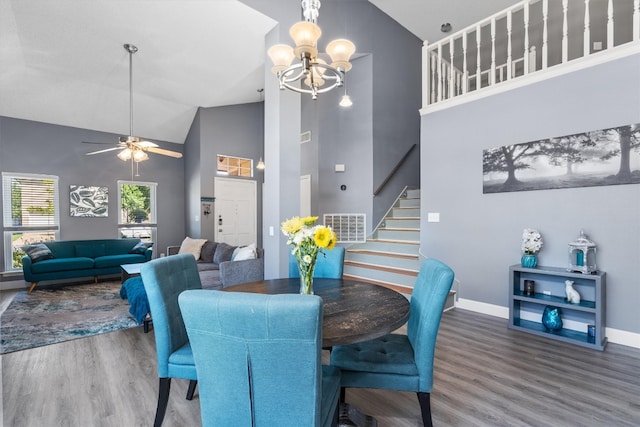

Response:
(406, 258), (455, 391)
(179, 290), (325, 426)
(289, 246), (345, 279)
(140, 254), (202, 378)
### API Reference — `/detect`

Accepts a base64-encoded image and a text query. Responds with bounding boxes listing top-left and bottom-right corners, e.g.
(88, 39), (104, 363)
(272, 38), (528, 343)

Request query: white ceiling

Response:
(0, 0), (519, 145)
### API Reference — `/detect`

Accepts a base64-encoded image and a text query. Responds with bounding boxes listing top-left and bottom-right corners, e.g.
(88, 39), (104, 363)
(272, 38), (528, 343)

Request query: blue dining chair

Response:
(289, 246), (345, 279)
(178, 290), (342, 427)
(140, 254), (202, 427)
(329, 258), (455, 427)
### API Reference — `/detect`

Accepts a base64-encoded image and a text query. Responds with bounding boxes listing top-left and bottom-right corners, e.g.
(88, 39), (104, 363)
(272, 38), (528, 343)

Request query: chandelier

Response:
(267, 0), (355, 101)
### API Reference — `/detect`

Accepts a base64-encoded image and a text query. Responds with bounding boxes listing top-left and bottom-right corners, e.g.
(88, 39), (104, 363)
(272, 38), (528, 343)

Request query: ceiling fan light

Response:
(267, 44), (295, 75)
(326, 38), (355, 72)
(290, 21), (321, 58)
(117, 148), (132, 161)
(256, 157), (265, 170)
(133, 149), (148, 162)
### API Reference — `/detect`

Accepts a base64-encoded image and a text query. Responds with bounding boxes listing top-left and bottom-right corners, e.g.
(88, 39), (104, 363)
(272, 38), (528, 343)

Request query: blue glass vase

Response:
(542, 306), (563, 331)
(521, 254), (538, 268)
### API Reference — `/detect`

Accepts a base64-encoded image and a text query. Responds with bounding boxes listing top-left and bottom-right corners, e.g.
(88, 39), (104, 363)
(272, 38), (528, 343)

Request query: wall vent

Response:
(324, 213), (366, 243)
(300, 131), (311, 144)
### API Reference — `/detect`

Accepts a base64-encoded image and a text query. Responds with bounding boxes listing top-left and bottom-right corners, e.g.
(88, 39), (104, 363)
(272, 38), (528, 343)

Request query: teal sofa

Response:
(22, 238), (152, 293)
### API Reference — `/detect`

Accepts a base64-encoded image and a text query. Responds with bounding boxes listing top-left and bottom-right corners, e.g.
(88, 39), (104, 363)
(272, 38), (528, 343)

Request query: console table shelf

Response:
(508, 265), (606, 351)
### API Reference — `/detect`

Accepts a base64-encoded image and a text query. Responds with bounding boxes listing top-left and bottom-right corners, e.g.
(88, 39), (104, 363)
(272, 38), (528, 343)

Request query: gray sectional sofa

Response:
(166, 240), (264, 289)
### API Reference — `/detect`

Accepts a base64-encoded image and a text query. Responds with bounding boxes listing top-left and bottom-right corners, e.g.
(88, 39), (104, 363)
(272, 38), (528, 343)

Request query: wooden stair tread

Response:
(378, 227), (419, 231)
(385, 217), (420, 220)
(343, 274), (456, 298)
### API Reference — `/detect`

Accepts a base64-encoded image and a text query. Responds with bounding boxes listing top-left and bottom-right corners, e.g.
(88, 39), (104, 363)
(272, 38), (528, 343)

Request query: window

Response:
(117, 180), (157, 243)
(217, 155), (253, 177)
(2, 172), (60, 271)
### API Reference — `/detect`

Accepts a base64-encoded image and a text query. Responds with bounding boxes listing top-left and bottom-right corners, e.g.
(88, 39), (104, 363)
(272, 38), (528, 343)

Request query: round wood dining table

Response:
(223, 278), (410, 347)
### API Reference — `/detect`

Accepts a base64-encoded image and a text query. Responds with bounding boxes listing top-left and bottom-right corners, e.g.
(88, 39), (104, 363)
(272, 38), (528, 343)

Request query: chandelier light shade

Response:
(256, 157), (266, 170)
(268, 0), (355, 100)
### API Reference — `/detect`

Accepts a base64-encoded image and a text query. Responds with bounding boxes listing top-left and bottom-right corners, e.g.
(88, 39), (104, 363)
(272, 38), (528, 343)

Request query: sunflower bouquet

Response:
(281, 216), (337, 294)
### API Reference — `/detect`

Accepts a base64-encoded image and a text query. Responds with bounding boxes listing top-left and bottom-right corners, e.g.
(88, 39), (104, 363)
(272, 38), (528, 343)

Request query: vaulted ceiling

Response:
(0, 0), (518, 144)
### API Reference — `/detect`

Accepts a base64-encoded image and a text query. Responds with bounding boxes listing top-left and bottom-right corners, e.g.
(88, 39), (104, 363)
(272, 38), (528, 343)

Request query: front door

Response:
(214, 177), (257, 246)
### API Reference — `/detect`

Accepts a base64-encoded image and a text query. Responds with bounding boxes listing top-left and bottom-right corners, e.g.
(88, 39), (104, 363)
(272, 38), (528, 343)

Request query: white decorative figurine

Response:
(565, 280), (581, 304)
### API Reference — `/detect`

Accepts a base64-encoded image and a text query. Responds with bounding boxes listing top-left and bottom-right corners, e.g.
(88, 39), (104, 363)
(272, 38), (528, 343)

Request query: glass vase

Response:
(521, 254), (538, 268)
(297, 255), (317, 295)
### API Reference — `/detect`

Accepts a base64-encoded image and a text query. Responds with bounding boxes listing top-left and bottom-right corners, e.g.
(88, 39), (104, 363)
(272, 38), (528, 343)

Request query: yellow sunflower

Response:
(281, 216), (304, 235)
(313, 226), (334, 248)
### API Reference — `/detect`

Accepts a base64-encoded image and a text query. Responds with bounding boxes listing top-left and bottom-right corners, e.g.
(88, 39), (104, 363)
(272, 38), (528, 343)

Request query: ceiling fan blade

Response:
(137, 140), (159, 148)
(85, 147), (123, 155)
(146, 147), (183, 158)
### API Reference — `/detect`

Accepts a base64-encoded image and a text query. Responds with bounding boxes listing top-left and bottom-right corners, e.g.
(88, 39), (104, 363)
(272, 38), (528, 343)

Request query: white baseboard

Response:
(456, 298), (640, 349)
(0, 280), (26, 291)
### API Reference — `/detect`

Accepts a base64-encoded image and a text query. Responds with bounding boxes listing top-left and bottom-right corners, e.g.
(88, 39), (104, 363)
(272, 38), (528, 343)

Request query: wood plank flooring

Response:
(2, 308), (639, 426)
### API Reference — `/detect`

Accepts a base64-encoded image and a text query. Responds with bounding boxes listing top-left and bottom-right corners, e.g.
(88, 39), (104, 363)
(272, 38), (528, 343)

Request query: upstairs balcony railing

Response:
(422, 0), (640, 111)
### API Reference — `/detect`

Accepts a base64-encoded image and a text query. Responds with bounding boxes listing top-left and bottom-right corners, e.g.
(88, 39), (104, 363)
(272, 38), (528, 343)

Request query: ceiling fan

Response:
(84, 44), (183, 163)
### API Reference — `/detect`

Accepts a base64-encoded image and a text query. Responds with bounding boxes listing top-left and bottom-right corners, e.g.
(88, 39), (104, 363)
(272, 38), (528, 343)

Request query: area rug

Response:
(1, 281), (138, 354)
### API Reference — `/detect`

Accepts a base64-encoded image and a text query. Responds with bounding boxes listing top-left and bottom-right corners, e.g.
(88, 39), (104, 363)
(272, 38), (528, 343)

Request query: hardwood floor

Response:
(2, 308), (639, 426)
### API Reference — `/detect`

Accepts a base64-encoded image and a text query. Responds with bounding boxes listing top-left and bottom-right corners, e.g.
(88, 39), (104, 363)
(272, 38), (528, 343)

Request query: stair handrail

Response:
(373, 143), (417, 196)
(371, 185), (416, 236)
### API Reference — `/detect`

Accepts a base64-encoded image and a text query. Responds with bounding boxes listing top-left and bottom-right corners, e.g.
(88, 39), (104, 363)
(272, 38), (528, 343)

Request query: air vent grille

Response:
(324, 213), (366, 243)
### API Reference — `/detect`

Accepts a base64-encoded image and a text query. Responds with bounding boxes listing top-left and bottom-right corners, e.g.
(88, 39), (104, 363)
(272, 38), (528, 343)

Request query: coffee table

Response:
(120, 262), (145, 283)
(120, 262), (152, 332)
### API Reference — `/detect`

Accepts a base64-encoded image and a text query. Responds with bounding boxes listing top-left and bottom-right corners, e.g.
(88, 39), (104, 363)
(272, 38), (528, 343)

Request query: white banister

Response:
(490, 17), (496, 85)
(507, 11), (513, 80)
(584, 0), (591, 56)
(635, 0), (639, 41)
(449, 41), (455, 99)
(542, 0), (549, 69)
(437, 43), (443, 102)
(422, 0), (639, 109)
(476, 24), (482, 89)
(422, 40), (429, 109)
(607, 0), (614, 49)
(562, 0), (569, 63)
(524, 1), (530, 75)
(462, 33), (468, 94)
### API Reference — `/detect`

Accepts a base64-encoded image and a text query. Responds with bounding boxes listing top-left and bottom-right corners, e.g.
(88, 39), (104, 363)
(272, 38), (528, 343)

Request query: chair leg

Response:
(417, 392), (433, 427)
(186, 380), (197, 400)
(154, 378), (171, 427)
(340, 387), (346, 403)
(28, 282), (37, 294)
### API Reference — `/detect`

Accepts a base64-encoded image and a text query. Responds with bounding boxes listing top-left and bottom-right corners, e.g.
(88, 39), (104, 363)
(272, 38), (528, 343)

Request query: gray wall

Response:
(420, 53), (640, 334)
(0, 117), (186, 278)
(195, 101), (264, 246)
(300, 0), (422, 231)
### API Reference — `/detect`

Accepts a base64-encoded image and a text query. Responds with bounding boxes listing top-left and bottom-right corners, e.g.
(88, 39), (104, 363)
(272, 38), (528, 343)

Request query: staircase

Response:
(343, 188), (456, 310)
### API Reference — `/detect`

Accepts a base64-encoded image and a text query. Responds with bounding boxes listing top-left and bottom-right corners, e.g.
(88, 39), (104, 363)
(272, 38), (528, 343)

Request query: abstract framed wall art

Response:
(70, 185), (108, 217)
(483, 123), (640, 194)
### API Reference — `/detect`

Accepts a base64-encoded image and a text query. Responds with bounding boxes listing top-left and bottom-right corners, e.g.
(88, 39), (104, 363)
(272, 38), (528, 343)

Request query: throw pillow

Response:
(129, 241), (154, 255)
(213, 242), (237, 264)
(232, 243), (257, 261)
(199, 240), (218, 262)
(178, 237), (207, 260)
(22, 243), (54, 263)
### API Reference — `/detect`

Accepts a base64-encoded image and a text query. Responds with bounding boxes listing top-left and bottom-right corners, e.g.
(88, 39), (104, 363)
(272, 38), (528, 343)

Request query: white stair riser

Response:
(343, 265), (417, 287)
(382, 218), (420, 228)
(347, 253), (421, 270)
(390, 207), (420, 217)
(349, 241), (419, 254)
(375, 229), (420, 241)
(398, 198), (420, 208)
(405, 189), (420, 199)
